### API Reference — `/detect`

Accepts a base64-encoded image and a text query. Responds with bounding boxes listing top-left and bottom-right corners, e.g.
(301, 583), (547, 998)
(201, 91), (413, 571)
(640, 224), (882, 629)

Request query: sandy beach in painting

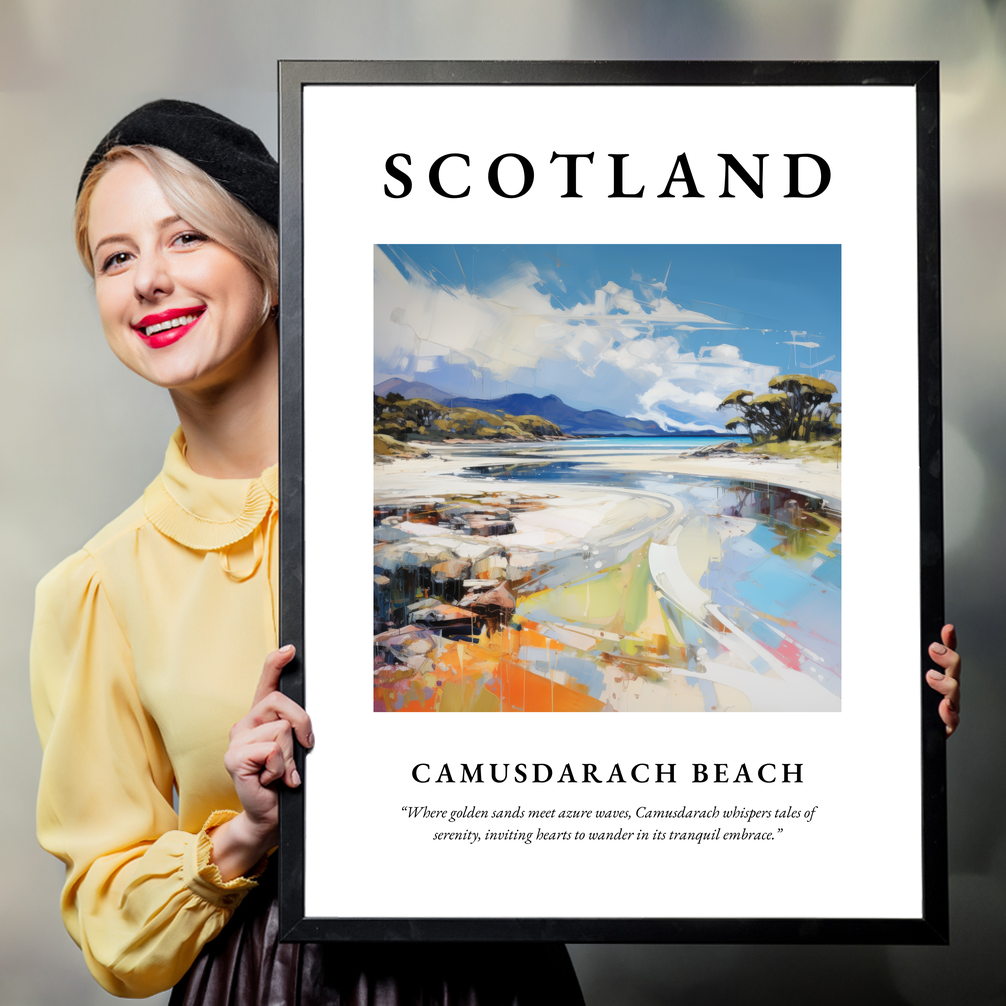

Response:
(374, 440), (841, 714)
(379, 441), (841, 501)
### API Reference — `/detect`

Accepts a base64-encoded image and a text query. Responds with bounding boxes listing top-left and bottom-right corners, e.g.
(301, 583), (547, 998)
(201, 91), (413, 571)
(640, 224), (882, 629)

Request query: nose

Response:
(133, 247), (173, 303)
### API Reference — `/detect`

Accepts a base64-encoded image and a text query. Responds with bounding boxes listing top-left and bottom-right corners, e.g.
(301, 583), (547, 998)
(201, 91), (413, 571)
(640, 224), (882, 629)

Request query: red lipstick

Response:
(132, 306), (205, 349)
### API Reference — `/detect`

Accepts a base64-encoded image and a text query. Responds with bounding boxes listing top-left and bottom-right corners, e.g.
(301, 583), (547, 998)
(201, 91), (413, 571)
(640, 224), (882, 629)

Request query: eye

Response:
(100, 251), (132, 274)
(172, 230), (208, 249)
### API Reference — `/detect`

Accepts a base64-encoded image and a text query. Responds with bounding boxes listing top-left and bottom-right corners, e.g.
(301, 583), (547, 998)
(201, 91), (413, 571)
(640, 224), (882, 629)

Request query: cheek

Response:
(94, 286), (133, 346)
(222, 268), (268, 334)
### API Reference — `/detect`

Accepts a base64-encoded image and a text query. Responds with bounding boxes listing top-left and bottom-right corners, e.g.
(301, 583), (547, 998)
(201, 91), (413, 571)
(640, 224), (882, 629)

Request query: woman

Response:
(31, 100), (586, 1003)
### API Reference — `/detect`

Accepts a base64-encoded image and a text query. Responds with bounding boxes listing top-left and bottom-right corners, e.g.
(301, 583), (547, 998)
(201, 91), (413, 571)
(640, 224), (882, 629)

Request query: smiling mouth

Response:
(131, 307), (207, 349)
(136, 308), (205, 338)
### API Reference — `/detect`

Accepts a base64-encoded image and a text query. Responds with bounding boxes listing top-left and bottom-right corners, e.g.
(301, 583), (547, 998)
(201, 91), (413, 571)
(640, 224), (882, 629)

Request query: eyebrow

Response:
(91, 215), (185, 258)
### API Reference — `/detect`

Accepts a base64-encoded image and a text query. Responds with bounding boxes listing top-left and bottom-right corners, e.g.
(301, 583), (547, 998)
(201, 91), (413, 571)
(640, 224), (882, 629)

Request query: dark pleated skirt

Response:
(169, 869), (584, 1006)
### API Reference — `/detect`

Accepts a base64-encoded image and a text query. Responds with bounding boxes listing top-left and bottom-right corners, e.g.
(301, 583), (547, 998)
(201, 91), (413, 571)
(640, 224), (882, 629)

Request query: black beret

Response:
(78, 99), (278, 228)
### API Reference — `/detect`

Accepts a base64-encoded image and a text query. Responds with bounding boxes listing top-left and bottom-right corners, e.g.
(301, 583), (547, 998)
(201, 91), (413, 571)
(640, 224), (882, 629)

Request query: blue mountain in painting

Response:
(374, 379), (723, 437)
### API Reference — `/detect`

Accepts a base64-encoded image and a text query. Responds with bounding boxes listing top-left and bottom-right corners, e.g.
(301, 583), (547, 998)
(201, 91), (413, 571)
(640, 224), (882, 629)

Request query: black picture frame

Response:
(277, 60), (945, 944)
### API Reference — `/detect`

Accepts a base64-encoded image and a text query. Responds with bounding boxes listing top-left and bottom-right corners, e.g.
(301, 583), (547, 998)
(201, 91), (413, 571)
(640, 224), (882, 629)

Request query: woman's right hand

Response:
(209, 645), (314, 881)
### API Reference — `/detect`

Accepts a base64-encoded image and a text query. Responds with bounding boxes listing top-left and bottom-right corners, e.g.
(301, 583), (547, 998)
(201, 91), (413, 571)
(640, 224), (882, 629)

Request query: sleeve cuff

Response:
(182, 810), (269, 909)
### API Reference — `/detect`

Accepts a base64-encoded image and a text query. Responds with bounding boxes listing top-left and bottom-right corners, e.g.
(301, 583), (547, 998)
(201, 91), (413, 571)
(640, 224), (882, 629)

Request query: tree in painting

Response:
(718, 374), (840, 444)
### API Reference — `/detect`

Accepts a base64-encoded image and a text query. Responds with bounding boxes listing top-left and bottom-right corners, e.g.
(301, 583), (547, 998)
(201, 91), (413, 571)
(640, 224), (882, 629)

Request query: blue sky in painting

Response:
(374, 244), (840, 431)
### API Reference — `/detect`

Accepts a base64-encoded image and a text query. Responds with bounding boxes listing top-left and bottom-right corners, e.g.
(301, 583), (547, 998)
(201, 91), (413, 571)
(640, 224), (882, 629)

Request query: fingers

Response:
(926, 625), (961, 737)
(939, 697), (960, 737)
(926, 665), (960, 737)
(244, 644), (314, 750)
(225, 645), (313, 804)
(225, 739), (288, 788)
(252, 644), (297, 706)
(928, 643), (961, 679)
(248, 720), (298, 788)
(926, 667), (959, 705)
(227, 720), (301, 788)
(929, 626), (961, 683)
(233, 689), (314, 751)
(941, 623), (957, 653)
(926, 686), (960, 737)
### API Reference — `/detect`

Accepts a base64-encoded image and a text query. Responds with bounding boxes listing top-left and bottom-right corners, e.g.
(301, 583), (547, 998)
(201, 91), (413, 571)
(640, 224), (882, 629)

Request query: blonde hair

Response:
(75, 145), (278, 323)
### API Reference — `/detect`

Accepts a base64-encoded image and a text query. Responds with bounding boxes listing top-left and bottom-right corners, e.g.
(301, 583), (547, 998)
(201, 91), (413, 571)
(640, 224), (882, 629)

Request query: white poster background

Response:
(301, 85), (920, 920)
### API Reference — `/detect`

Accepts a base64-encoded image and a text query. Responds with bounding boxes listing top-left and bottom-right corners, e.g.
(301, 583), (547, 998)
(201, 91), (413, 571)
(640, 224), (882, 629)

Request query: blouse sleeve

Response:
(31, 549), (262, 998)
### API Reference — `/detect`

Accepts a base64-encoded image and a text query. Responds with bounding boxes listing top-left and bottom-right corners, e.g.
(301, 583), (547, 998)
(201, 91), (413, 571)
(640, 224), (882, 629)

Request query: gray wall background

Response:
(1, 2), (1003, 1003)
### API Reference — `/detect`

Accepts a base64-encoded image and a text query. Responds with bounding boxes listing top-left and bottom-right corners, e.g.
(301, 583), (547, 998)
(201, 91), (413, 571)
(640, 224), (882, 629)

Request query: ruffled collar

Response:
(143, 428), (278, 551)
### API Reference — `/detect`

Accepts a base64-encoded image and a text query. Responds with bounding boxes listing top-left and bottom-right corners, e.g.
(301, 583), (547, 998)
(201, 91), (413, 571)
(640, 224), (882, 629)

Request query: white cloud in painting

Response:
(606, 339), (778, 430)
(374, 247), (783, 429)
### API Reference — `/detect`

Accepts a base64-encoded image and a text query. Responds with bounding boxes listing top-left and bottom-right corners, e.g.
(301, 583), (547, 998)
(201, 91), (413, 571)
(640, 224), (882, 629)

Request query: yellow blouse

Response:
(31, 429), (279, 998)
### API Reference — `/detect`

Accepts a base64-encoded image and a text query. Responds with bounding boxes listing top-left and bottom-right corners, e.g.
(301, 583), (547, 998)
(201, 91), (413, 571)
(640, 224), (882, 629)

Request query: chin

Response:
(163, 364), (226, 391)
(110, 322), (270, 393)
(122, 354), (216, 391)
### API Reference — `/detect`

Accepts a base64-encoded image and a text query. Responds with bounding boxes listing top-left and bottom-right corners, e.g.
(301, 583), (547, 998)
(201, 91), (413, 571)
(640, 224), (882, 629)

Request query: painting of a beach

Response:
(373, 244), (841, 713)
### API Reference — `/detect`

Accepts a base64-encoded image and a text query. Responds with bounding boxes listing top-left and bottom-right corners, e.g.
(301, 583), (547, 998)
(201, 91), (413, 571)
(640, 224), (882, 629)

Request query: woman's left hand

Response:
(926, 624), (961, 737)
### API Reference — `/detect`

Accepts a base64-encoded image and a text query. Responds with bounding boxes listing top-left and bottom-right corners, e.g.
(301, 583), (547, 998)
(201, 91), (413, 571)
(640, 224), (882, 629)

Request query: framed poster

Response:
(277, 61), (946, 943)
